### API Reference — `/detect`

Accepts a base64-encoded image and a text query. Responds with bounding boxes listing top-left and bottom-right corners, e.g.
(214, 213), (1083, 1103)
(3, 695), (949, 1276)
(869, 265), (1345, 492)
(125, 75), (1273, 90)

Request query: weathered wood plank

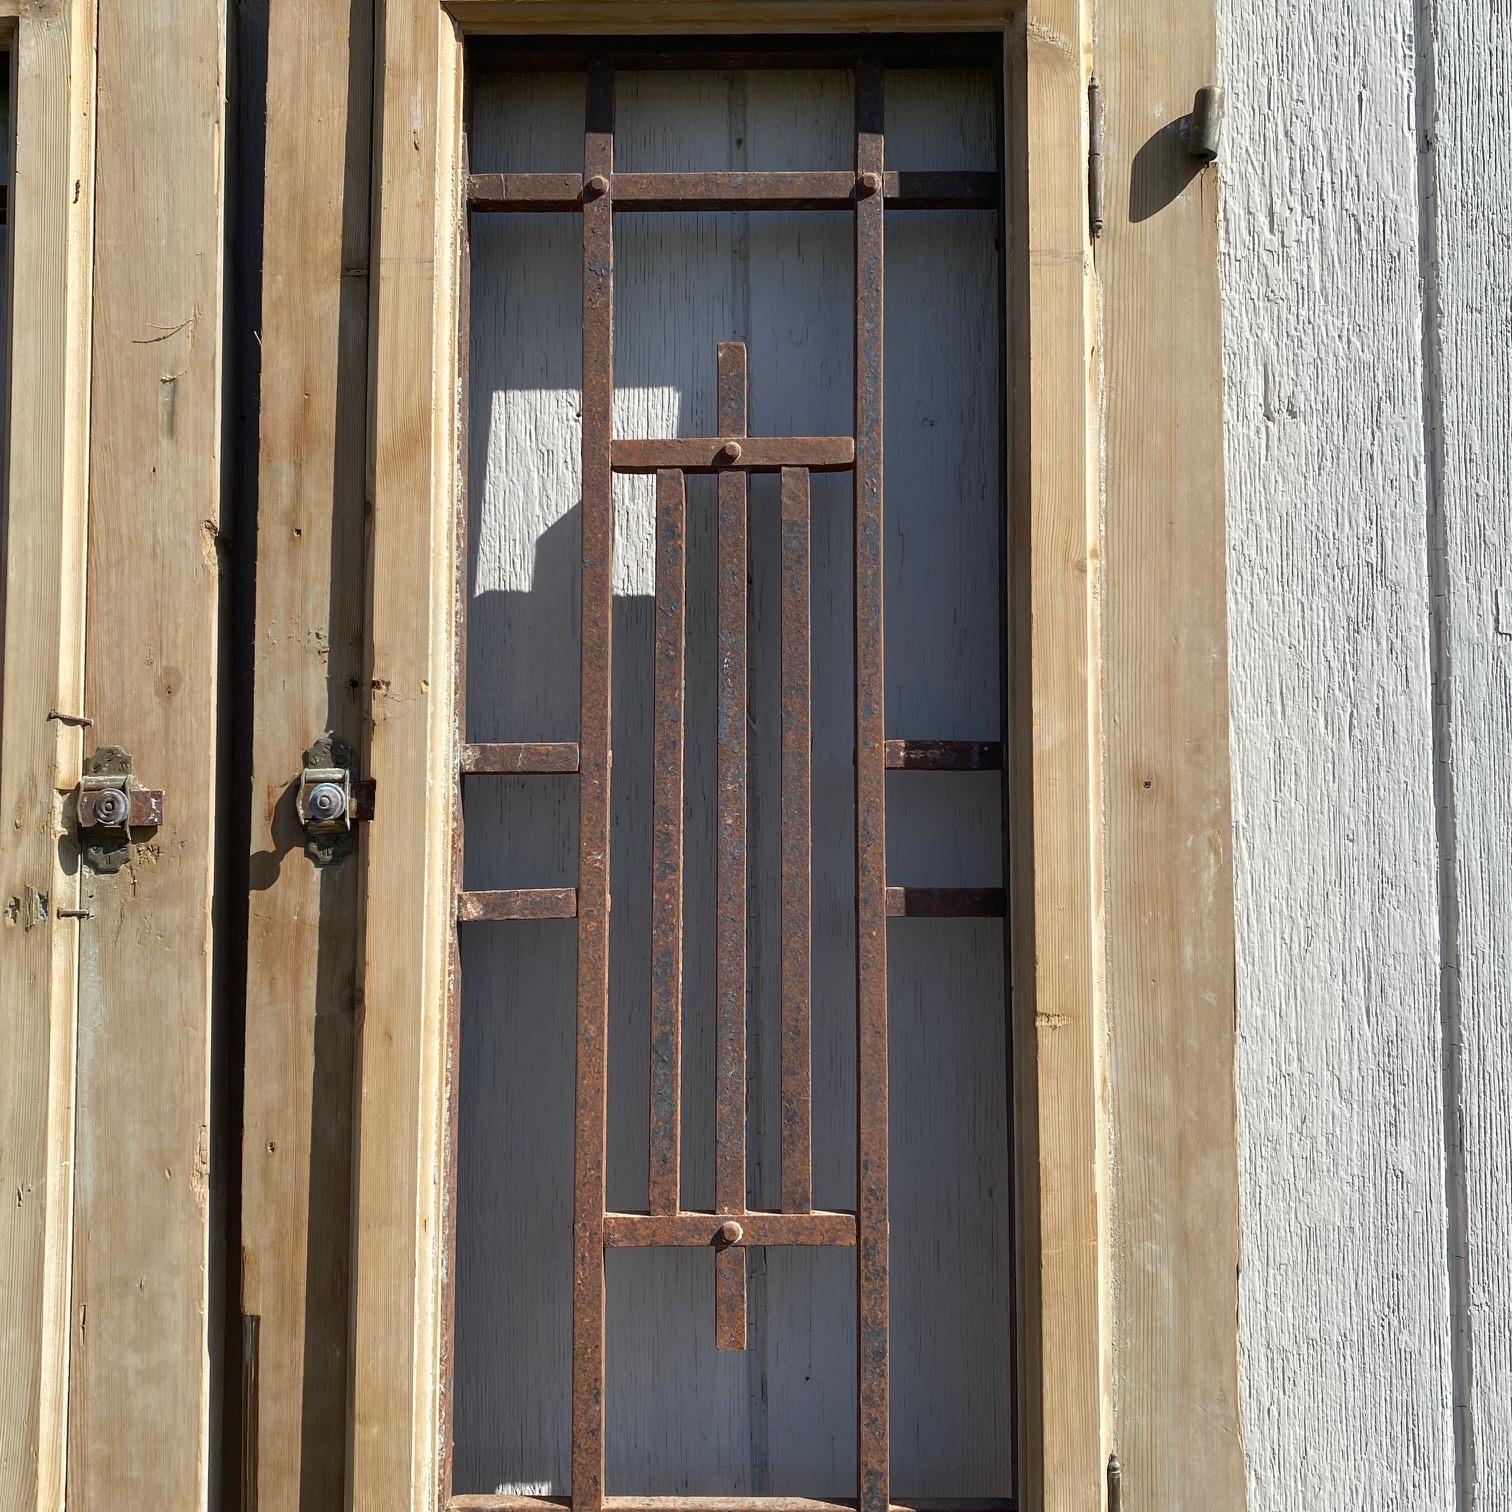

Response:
(238, 0), (374, 1508)
(0, 8), (94, 1508)
(447, 2), (1016, 32)
(1094, 1), (1245, 1507)
(69, 0), (229, 1505)
(1220, 0), (1458, 1504)
(1003, 9), (1110, 1509)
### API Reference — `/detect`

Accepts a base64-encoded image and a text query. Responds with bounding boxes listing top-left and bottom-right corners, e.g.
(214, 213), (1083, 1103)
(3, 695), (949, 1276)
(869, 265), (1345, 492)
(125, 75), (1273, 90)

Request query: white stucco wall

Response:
(1220, 1), (1509, 1505)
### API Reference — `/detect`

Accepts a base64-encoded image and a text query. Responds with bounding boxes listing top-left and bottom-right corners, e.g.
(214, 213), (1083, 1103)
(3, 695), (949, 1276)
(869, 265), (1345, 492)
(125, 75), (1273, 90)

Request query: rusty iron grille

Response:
(453, 43), (1008, 1512)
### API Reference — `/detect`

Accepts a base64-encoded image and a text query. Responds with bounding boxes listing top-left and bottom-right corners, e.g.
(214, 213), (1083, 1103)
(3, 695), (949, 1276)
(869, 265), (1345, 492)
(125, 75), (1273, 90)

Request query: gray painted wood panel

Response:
(454, 67), (1012, 1498)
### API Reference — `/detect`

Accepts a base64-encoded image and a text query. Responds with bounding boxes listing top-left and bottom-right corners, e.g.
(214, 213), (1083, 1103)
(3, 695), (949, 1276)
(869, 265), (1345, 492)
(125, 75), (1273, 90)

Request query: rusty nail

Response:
(584, 173), (610, 198)
(717, 1220), (744, 1245)
(718, 440), (743, 464)
(857, 170), (881, 196)
(47, 709), (92, 728)
(58, 908), (92, 920)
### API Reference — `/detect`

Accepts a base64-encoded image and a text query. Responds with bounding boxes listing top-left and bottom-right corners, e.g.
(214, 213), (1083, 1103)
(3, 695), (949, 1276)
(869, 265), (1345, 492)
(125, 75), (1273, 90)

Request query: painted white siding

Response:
(1221, 0), (1510, 1504)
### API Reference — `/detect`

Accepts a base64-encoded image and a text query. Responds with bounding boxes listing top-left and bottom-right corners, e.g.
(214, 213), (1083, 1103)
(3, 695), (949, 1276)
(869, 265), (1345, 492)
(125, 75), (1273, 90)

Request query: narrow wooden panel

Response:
(1004, 9), (1112, 1510)
(1096, 3), (1245, 1508)
(448, 1), (1017, 31)
(779, 467), (813, 1214)
(459, 889), (579, 921)
(349, 6), (462, 1510)
(0, 11), (93, 1508)
(603, 1212), (856, 1248)
(70, 0), (228, 1504)
(238, 2), (374, 1509)
(463, 741), (581, 774)
(452, 1499), (1015, 1512)
(649, 469), (686, 1216)
(611, 436), (854, 473)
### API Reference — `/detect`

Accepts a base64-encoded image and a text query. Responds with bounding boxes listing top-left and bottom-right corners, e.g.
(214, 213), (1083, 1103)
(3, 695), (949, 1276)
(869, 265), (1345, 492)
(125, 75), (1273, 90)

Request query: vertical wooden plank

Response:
(0, 8), (94, 1509)
(1095, 2), (1246, 1506)
(68, 0), (227, 1506)
(350, 3), (462, 1509)
(239, 0), (374, 1507)
(1004, 7), (1111, 1510)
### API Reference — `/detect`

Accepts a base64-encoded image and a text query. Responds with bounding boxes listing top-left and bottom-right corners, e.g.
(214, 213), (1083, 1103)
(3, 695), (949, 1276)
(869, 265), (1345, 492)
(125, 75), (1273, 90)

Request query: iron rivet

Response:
(718, 440), (743, 464)
(717, 1219), (743, 1245)
(857, 171), (882, 196)
(584, 174), (610, 199)
(92, 788), (129, 826)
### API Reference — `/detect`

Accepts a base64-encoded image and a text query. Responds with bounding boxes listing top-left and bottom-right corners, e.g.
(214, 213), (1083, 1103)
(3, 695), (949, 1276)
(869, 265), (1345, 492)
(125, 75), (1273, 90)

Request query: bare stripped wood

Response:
(458, 889), (579, 921)
(884, 740), (1003, 771)
(1097, 3), (1245, 1507)
(468, 170), (998, 213)
(648, 469), (686, 1215)
(451, 1499), (1015, 1512)
(884, 888), (1006, 919)
(604, 1212), (856, 1247)
(349, 6), (462, 1511)
(571, 61), (616, 1512)
(714, 337), (750, 1353)
(1004, 11), (1111, 1510)
(612, 436), (854, 474)
(70, 0), (227, 1504)
(462, 741), (581, 773)
(0, 9), (93, 1508)
(779, 466), (813, 1214)
(447, 1), (1017, 31)
(238, 2), (374, 1509)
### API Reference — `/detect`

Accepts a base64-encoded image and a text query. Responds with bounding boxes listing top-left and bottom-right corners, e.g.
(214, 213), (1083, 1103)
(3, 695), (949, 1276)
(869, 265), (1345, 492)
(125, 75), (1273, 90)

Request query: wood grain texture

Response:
(1093, 2), (1244, 1507)
(69, 0), (228, 1506)
(1003, 9), (1110, 1510)
(0, 8), (93, 1508)
(1218, 0), (1459, 1505)
(238, 1), (374, 1508)
(348, 5), (462, 1510)
(1427, 0), (1512, 1497)
(455, 64), (1011, 1499)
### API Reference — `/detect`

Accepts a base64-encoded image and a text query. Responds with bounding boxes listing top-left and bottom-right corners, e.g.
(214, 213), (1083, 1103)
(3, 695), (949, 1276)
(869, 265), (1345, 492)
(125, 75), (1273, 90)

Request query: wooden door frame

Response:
(0, 3), (96, 1505)
(350, 6), (1227, 1512)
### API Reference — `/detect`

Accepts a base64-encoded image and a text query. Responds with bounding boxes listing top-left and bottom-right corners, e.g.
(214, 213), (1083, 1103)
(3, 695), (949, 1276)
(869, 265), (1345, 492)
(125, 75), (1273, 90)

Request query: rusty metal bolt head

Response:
(857, 171), (882, 197)
(306, 781), (347, 823)
(584, 174), (610, 199)
(717, 440), (743, 465)
(90, 787), (130, 827)
(717, 1219), (743, 1245)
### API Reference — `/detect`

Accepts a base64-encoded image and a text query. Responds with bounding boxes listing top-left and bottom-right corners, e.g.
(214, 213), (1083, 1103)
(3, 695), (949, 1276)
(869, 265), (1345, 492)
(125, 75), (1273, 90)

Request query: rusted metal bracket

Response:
(76, 745), (164, 874)
(297, 735), (375, 867)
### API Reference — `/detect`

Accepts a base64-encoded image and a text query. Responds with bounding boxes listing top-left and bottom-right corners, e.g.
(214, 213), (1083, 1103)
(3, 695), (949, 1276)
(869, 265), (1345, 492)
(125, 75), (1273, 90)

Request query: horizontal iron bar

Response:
(612, 437), (854, 474)
(461, 741), (581, 774)
(603, 1211), (856, 1247)
(458, 888), (578, 922)
(466, 33), (1002, 73)
(884, 739), (1004, 771)
(451, 1501), (1014, 1512)
(884, 887), (1007, 918)
(468, 170), (998, 213)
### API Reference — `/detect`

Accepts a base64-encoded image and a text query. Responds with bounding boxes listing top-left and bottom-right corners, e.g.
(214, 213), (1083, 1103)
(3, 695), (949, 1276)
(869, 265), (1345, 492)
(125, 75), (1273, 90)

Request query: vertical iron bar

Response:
(779, 466), (814, 1214)
(649, 468), (686, 1215)
(715, 339), (750, 1351)
(853, 58), (890, 1512)
(572, 62), (614, 1512)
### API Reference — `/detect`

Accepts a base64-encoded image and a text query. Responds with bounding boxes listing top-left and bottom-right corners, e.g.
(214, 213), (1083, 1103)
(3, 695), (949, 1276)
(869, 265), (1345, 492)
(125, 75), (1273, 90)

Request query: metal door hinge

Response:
(1088, 76), (1105, 239)
(75, 745), (164, 874)
(1107, 1453), (1122, 1512)
(297, 735), (375, 867)
(1186, 84), (1225, 161)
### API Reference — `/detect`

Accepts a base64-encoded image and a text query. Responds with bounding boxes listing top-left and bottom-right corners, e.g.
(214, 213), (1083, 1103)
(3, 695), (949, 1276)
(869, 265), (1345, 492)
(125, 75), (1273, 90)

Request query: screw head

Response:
(584, 174), (610, 199)
(91, 787), (129, 826)
(306, 781), (347, 823)
(717, 440), (743, 465)
(857, 171), (882, 196)
(717, 1219), (744, 1246)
